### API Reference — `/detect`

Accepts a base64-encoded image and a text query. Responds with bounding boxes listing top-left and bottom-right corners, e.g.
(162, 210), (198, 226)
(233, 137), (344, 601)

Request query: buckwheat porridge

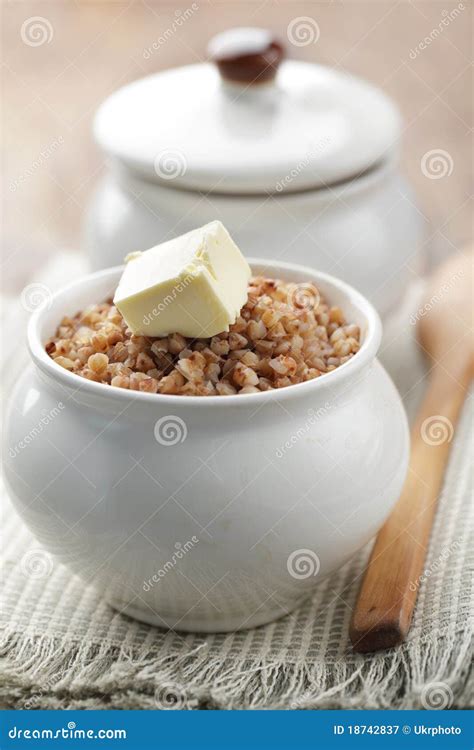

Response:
(45, 277), (361, 396)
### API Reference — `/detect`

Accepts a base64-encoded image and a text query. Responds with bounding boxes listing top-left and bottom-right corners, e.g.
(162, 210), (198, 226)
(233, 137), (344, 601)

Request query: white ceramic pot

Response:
(86, 28), (425, 316)
(87, 157), (423, 317)
(3, 259), (409, 633)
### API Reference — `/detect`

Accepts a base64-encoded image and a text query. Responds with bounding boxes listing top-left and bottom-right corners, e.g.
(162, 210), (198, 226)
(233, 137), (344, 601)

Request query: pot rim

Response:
(28, 258), (382, 409)
(111, 149), (398, 202)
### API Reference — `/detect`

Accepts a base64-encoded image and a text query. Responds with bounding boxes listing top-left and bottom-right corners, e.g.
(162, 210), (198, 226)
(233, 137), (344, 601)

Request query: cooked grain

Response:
(45, 276), (360, 396)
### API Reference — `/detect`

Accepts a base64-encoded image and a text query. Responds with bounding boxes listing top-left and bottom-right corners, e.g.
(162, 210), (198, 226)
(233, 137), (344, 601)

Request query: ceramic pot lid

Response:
(94, 27), (401, 194)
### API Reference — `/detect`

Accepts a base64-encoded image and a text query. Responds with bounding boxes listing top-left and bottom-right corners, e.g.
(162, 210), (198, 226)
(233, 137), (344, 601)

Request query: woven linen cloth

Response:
(1, 253), (472, 710)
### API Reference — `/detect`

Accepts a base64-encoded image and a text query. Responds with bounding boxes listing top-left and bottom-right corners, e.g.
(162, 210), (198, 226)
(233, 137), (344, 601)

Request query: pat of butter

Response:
(113, 221), (251, 338)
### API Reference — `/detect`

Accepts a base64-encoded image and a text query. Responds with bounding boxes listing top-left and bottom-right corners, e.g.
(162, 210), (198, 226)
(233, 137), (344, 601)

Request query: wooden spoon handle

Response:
(350, 364), (471, 653)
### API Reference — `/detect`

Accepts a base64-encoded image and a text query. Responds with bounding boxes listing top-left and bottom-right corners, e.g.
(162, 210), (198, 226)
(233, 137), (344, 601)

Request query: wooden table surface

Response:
(2, 0), (472, 293)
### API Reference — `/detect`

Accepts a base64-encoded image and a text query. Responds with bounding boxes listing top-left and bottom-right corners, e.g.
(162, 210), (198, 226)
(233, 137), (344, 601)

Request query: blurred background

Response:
(2, 0), (472, 294)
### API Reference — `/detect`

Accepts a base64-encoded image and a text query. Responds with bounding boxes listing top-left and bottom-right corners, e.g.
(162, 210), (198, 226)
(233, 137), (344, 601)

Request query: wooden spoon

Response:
(350, 250), (473, 653)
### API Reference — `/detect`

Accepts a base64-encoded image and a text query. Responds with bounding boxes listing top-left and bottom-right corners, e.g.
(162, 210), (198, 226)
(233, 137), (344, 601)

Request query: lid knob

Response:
(208, 27), (284, 85)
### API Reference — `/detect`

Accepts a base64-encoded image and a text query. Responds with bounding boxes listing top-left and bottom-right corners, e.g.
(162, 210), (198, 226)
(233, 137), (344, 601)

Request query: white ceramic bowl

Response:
(3, 259), (409, 632)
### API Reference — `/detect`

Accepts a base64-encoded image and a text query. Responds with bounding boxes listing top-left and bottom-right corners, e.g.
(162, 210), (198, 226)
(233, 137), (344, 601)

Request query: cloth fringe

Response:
(0, 628), (472, 710)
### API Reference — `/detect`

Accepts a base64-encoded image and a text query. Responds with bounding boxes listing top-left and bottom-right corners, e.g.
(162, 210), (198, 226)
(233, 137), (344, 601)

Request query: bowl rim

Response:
(28, 257), (382, 409)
